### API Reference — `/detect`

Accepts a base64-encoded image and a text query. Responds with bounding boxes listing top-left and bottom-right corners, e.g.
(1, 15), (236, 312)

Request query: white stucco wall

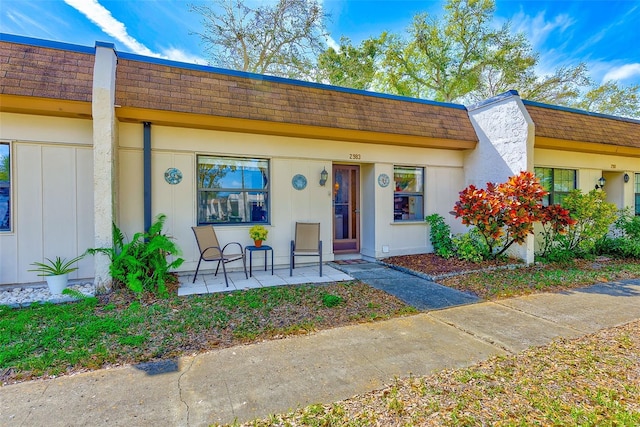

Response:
(465, 92), (535, 263)
(466, 92), (534, 186)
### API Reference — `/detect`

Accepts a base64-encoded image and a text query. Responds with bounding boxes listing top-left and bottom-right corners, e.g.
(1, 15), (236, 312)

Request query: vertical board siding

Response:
(42, 146), (78, 273)
(16, 144), (44, 284)
(1, 143), (94, 285)
(151, 151), (196, 265)
(76, 148), (95, 278)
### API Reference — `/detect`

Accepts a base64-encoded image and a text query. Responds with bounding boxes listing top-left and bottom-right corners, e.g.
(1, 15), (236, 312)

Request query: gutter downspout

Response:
(143, 122), (151, 232)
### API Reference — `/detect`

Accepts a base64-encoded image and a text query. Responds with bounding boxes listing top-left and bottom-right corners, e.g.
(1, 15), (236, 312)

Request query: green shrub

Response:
(596, 210), (640, 259)
(537, 246), (576, 264)
(596, 237), (640, 258)
(614, 208), (640, 240)
(452, 229), (490, 263)
(321, 293), (343, 308)
(87, 214), (184, 298)
(561, 189), (618, 255)
(425, 214), (455, 258)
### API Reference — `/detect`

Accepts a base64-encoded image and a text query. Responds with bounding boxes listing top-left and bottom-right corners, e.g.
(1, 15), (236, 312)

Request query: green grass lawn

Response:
(0, 281), (414, 384)
(2, 260), (639, 387)
(440, 260), (640, 299)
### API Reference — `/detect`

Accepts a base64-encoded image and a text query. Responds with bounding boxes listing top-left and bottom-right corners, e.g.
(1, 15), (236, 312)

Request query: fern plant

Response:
(87, 214), (184, 298)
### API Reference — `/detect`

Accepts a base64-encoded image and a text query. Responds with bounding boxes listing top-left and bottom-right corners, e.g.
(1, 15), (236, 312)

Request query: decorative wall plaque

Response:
(292, 174), (307, 190)
(377, 173), (390, 188)
(164, 168), (183, 185)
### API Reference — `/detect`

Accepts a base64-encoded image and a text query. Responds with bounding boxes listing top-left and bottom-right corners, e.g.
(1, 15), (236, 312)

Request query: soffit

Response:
(116, 106), (476, 149)
(0, 94), (92, 119)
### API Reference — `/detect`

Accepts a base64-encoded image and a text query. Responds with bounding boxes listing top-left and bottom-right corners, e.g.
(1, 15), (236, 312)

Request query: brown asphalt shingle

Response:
(2, 37), (638, 151)
(526, 104), (640, 148)
(115, 58), (478, 142)
(0, 41), (93, 102)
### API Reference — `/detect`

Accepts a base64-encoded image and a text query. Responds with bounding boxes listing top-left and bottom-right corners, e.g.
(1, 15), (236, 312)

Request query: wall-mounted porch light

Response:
(595, 176), (606, 190)
(319, 167), (328, 186)
(624, 173), (630, 183)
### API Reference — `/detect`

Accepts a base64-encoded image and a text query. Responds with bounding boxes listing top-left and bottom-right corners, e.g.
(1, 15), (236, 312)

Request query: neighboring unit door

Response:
(333, 165), (360, 253)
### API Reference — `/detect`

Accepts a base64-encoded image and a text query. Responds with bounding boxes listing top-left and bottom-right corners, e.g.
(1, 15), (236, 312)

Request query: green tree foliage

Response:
(190, 0), (328, 78)
(498, 63), (592, 107)
(388, 0), (539, 102)
(315, 0), (638, 117)
(317, 36), (380, 90)
(0, 150), (9, 182)
(572, 81), (640, 118)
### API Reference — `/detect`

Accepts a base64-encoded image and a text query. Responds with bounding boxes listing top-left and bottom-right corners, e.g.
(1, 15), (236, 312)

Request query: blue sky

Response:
(1, 0), (639, 86)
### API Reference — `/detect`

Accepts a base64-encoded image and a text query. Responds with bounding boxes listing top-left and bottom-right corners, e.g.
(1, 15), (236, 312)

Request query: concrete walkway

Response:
(331, 260), (480, 309)
(2, 271), (639, 426)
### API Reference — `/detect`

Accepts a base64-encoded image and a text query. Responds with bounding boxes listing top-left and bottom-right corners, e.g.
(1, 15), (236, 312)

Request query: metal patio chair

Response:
(192, 225), (248, 286)
(290, 222), (323, 277)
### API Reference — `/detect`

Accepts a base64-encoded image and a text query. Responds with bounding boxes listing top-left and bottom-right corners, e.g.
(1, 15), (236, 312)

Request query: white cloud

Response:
(602, 63), (640, 83)
(161, 47), (208, 65)
(5, 10), (58, 37)
(62, 0), (207, 65)
(325, 34), (340, 51)
(511, 9), (574, 49)
(63, 0), (159, 57)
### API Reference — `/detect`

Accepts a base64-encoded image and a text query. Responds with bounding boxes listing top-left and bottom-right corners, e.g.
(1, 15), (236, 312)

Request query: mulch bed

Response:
(382, 253), (518, 276)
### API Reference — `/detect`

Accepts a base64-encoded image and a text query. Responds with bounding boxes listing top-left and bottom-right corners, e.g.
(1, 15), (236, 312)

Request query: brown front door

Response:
(333, 165), (360, 253)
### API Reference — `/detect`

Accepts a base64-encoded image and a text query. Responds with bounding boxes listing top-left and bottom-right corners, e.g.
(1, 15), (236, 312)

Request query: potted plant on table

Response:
(249, 225), (268, 247)
(29, 255), (84, 295)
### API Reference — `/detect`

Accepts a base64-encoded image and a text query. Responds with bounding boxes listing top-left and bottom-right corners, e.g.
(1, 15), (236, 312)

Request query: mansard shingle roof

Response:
(0, 40), (94, 103)
(525, 101), (640, 149)
(114, 56), (478, 147)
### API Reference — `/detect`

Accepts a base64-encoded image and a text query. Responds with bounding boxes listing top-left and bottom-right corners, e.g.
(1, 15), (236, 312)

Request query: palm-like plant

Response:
(29, 255), (84, 276)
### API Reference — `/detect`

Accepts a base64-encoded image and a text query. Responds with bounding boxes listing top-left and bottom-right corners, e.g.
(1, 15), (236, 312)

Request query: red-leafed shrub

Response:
(538, 203), (577, 258)
(453, 171), (574, 260)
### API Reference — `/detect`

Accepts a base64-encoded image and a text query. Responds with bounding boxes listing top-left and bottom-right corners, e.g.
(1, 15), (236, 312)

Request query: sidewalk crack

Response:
(178, 356), (197, 426)
(428, 314), (515, 355)
(493, 300), (585, 334)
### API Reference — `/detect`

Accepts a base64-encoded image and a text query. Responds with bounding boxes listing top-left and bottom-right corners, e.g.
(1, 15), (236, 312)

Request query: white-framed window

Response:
(0, 142), (10, 232)
(197, 155), (269, 225)
(534, 167), (576, 206)
(393, 166), (424, 221)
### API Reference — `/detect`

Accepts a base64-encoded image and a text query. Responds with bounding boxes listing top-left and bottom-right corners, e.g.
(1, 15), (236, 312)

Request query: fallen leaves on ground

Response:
(236, 320), (640, 426)
(383, 254), (640, 299)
